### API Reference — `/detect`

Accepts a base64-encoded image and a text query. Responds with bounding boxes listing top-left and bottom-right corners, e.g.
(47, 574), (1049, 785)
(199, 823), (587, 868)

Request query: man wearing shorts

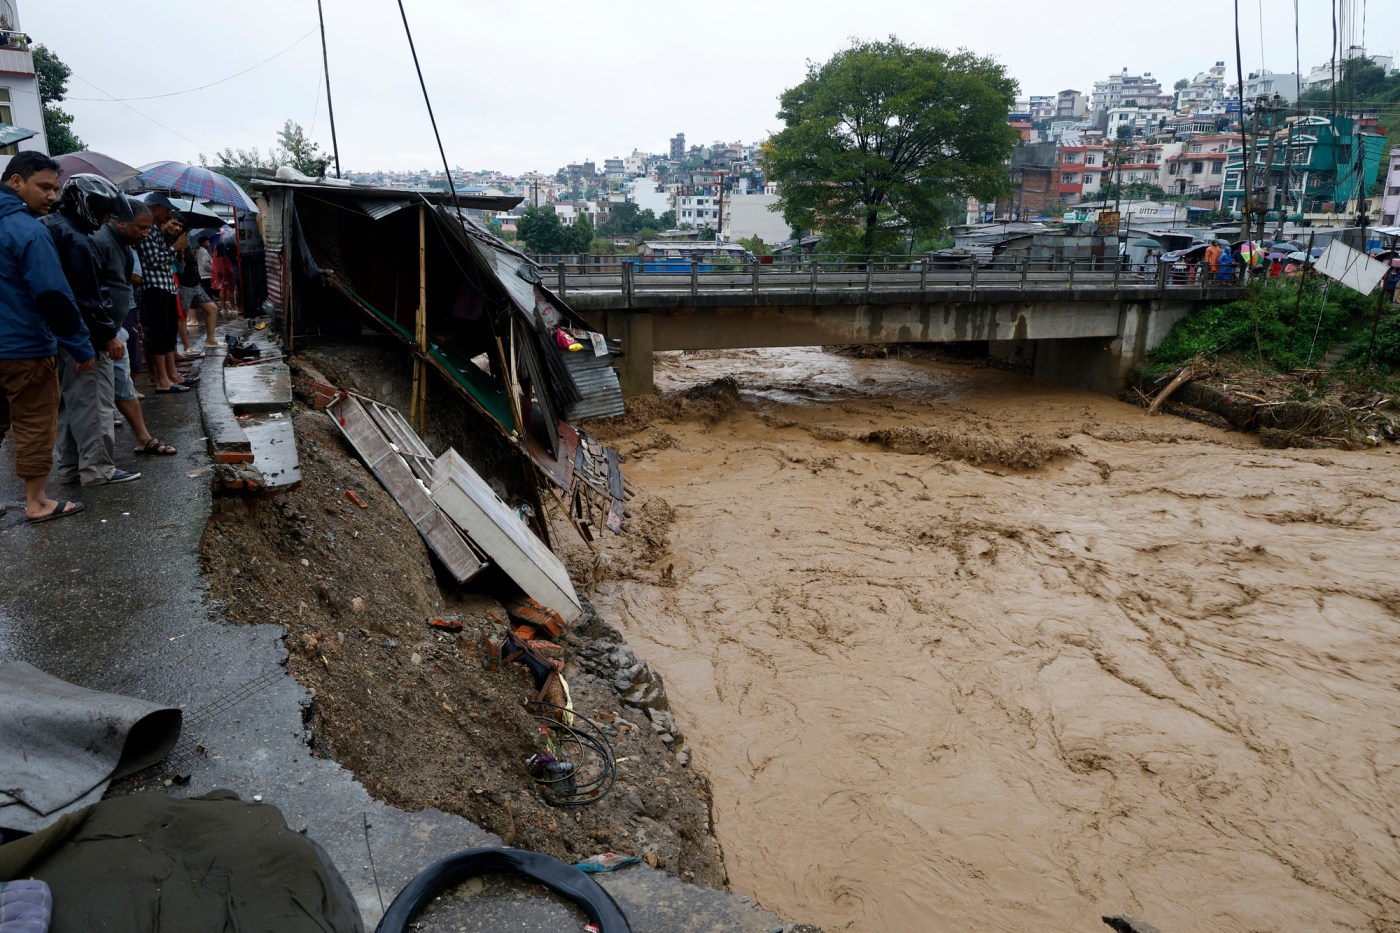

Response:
(0, 152), (94, 522)
(177, 236), (220, 348)
(136, 197), (193, 393)
(93, 197), (175, 457)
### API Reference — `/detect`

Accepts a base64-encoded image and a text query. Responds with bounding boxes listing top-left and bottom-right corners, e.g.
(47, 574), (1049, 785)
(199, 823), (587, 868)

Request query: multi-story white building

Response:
(626, 176), (671, 217)
(1106, 107), (1172, 138)
(0, 1), (48, 156)
(1175, 62), (1229, 114)
(1302, 46), (1395, 93)
(1243, 70), (1301, 103)
(1091, 70), (1170, 115)
(674, 191), (719, 230)
(1380, 145), (1400, 227)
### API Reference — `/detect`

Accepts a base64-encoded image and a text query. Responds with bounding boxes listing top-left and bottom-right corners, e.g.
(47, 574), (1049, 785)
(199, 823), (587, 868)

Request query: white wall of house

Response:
(627, 177), (671, 217)
(723, 193), (789, 244)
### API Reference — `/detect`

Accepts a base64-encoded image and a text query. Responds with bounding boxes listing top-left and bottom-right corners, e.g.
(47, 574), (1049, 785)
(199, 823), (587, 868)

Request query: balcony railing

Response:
(0, 31), (34, 76)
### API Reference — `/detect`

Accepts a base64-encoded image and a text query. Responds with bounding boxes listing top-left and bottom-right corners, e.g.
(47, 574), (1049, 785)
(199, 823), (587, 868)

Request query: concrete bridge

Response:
(549, 257), (1246, 396)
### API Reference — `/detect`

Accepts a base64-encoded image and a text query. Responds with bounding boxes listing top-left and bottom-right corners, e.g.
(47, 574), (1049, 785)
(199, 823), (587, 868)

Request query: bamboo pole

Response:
(411, 203), (428, 432)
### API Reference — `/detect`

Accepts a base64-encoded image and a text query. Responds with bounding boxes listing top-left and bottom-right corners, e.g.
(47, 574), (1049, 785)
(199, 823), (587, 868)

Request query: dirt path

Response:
(587, 348), (1400, 932)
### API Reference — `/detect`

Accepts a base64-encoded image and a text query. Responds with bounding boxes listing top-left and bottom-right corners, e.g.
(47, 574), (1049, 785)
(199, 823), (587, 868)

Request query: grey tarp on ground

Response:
(0, 661), (181, 833)
(0, 790), (363, 933)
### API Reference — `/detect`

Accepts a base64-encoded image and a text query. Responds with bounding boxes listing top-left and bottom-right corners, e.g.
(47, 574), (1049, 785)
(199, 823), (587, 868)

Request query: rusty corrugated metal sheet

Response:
(561, 352), (625, 421)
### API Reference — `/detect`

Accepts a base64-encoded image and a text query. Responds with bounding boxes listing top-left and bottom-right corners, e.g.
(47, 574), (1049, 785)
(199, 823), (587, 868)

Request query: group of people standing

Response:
(0, 151), (237, 523)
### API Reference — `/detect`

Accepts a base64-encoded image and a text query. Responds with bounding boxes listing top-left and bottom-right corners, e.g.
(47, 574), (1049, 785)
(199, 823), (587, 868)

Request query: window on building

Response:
(1190, 144), (1202, 153)
(1085, 155), (1096, 165)
(1061, 173), (1078, 183)
(1212, 163), (1222, 174)
(1191, 162), (1204, 174)
(1063, 153), (1080, 164)
(1169, 162), (1180, 175)
(0, 88), (10, 127)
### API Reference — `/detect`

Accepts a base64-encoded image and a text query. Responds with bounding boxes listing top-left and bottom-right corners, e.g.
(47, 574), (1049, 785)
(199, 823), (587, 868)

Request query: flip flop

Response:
(135, 438), (177, 456)
(157, 385), (192, 393)
(27, 500), (84, 524)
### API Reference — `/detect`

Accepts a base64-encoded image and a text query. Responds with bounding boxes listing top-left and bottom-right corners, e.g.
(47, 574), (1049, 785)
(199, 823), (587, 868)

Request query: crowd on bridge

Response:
(0, 152), (239, 523)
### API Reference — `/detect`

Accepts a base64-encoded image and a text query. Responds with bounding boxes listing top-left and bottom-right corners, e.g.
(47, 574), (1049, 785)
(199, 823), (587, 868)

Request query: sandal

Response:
(135, 438), (177, 456)
(156, 384), (192, 394)
(27, 500), (84, 524)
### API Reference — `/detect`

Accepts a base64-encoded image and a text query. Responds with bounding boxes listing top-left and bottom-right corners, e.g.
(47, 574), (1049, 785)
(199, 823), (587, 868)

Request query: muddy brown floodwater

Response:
(587, 347), (1400, 933)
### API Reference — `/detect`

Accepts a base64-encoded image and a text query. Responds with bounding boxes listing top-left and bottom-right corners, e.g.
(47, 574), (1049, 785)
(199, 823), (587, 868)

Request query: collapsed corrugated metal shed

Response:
(253, 178), (629, 537)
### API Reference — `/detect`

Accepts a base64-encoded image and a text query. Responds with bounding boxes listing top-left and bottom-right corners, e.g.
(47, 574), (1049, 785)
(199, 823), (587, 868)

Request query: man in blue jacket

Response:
(0, 152), (95, 522)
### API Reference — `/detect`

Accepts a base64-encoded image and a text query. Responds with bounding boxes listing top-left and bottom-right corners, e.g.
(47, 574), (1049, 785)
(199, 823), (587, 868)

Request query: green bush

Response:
(1147, 280), (1374, 373)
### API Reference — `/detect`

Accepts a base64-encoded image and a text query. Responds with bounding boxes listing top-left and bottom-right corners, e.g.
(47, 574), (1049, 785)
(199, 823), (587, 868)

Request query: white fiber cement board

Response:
(431, 448), (582, 623)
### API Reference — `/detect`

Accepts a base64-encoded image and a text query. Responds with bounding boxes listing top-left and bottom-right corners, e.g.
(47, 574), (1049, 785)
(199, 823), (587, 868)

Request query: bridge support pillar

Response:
(606, 309), (655, 396)
(1030, 300), (1193, 394)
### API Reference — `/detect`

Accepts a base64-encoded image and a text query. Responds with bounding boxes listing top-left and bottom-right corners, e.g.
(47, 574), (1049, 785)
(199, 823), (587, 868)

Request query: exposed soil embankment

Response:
(199, 361), (727, 888)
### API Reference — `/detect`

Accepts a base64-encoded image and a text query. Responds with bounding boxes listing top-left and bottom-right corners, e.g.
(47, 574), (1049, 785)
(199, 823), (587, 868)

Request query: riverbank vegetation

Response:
(1146, 278), (1400, 387)
(1138, 279), (1400, 448)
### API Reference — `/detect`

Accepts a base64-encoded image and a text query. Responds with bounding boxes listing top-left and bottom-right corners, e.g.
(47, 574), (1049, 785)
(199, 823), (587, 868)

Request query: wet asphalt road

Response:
(0, 355), (791, 933)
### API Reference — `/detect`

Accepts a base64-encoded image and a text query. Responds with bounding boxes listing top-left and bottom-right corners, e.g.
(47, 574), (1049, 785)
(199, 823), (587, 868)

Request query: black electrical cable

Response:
(394, 0), (461, 217)
(374, 848), (632, 933)
(526, 700), (619, 806)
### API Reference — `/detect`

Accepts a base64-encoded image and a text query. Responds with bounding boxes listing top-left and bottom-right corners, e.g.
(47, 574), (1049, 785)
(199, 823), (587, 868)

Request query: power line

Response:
(67, 28), (317, 102)
(69, 72), (216, 155)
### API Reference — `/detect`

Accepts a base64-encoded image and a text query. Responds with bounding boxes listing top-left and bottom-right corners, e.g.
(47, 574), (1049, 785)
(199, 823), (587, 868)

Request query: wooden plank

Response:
(329, 395), (484, 583)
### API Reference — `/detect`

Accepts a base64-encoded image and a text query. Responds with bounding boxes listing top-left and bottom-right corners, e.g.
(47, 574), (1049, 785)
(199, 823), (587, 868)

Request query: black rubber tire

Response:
(374, 847), (632, 933)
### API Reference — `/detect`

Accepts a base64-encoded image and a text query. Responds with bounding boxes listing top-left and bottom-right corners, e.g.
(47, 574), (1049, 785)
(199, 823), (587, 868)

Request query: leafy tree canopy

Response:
(766, 37), (1019, 254)
(203, 119), (327, 179)
(33, 45), (84, 155)
(517, 206), (595, 254)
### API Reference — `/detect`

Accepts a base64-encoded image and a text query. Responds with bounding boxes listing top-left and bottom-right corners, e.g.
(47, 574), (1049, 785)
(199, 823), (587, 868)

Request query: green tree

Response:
(275, 120), (326, 176)
(765, 37), (1018, 254)
(517, 206), (576, 254)
(736, 235), (772, 256)
(1174, 78), (1189, 91)
(598, 201), (639, 236)
(571, 215), (595, 253)
(33, 45), (84, 155)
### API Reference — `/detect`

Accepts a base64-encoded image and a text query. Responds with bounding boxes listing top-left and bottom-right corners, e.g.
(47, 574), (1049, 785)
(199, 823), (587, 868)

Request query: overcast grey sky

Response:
(23, 0), (1400, 175)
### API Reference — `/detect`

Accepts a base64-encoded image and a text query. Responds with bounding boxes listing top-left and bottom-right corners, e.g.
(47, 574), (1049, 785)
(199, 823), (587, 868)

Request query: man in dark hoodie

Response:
(0, 152), (95, 522)
(40, 172), (140, 487)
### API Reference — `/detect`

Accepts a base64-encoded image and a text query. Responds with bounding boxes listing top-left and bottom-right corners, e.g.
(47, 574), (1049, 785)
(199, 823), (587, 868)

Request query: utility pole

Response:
(316, 0), (341, 177)
(1255, 97), (1280, 246)
(1239, 99), (1258, 261)
(714, 170), (727, 241)
(1273, 109), (1295, 242)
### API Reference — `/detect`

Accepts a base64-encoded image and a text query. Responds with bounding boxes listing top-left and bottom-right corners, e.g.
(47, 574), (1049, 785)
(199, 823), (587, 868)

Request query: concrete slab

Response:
(225, 360), (292, 413)
(241, 415), (301, 491)
(196, 347), (252, 463)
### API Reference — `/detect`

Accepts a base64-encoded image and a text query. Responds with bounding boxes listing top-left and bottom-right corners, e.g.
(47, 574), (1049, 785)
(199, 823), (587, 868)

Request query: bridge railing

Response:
(526, 253), (1245, 302)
